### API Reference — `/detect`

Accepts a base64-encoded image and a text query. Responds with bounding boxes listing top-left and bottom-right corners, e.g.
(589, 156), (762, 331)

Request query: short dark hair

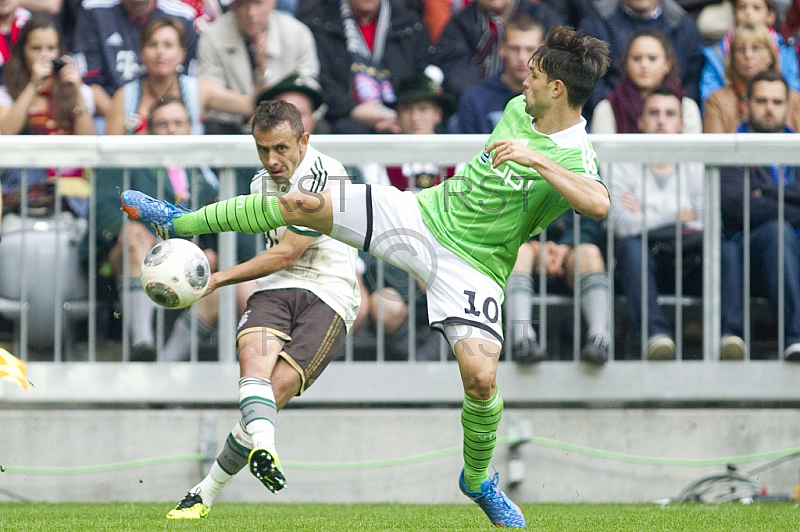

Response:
(503, 13), (544, 41)
(529, 26), (609, 109)
(735, 0), (776, 13)
(252, 100), (304, 138)
(147, 97), (189, 133)
(643, 85), (682, 107)
(746, 69), (789, 99)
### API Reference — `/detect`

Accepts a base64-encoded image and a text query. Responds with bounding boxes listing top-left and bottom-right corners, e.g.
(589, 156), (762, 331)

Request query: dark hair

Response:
(746, 68), (789, 99)
(2, 14), (79, 131)
(529, 26), (609, 108)
(642, 85), (682, 107)
(252, 100), (304, 138)
(503, 13), (545, 41)
(736, 0), (776, 13)
(624, 29), (681, 88)
(146, 97), (190, 133)
(140, 17), (186, 52)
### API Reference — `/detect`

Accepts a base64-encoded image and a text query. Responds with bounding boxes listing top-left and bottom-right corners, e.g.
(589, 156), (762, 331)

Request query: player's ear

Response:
(551, 79), (565, 100)
(299, 132), (310, 147)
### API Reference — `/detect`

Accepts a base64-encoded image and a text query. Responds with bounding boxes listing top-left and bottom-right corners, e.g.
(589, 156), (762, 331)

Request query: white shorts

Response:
(330, 183), (504, 349)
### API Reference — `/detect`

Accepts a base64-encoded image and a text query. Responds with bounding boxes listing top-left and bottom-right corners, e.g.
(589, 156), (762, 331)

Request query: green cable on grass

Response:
(3, 438), (800, 475)
(2, 453), (206, 475)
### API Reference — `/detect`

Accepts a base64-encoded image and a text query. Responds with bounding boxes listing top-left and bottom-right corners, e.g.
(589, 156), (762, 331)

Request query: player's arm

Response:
(203, 229), (315, 296)
(486, 138), (610, 220)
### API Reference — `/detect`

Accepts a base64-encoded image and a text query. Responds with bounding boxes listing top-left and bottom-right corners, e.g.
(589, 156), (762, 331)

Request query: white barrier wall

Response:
(1, 408), (799, 504)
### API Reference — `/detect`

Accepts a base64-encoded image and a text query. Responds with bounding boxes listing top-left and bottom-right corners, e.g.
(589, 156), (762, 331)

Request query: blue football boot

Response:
(459, 469), (526, 527)
(120, 190), (189, 239)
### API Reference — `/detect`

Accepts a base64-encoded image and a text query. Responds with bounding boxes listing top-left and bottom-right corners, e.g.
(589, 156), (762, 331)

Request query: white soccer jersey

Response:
(250, 145), (360, 329)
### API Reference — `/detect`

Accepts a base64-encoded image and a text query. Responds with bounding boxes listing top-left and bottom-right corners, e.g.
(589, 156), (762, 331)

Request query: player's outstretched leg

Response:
(459, 469), (526, 528)
(166, 489), (210, 519)
(248, 447), (286, 493)
(121, 190), (287, 239)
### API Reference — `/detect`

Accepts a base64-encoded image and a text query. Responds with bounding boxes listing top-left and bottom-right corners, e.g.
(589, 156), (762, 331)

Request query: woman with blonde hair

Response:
(704, 22), (800, 132)
(105, 17), (261, 135)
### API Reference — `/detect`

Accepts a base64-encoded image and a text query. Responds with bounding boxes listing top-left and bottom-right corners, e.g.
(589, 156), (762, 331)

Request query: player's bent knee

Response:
(237, 341), (273, 376)
(237, 341), (263, 361)
(464, 370), (497, 400)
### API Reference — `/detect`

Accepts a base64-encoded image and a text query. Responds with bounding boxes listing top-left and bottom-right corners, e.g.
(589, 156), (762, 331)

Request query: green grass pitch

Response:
(2, 502), (799, 531)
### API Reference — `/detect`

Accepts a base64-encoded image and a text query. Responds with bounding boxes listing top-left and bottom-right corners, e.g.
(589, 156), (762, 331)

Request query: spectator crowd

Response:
(2, 0), (800, 363)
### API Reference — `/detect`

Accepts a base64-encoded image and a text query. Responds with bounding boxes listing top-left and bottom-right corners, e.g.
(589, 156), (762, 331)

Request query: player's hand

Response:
(202, 272), (222, 299)
(485, 138), (538, 169)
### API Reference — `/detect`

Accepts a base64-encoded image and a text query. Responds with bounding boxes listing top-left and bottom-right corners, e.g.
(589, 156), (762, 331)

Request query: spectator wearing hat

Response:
(354, 68), (456, 361)
(197, 0), (319, 134)
(255, 71), (327, 134)
(386, 68), (455, 136)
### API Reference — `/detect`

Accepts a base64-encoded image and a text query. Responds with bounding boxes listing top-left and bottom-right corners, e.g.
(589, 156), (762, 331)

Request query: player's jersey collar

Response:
(530, 116), (589, 149)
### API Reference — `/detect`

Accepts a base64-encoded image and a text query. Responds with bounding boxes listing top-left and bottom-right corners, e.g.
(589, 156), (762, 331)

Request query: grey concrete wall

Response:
(1, 408), (798, 504)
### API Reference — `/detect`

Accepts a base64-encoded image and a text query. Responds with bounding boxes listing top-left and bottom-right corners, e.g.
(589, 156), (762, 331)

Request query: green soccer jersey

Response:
(416, 95), (602, 288)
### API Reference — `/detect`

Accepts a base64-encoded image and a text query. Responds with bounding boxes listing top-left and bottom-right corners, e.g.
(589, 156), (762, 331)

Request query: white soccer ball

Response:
(140, 239), (210, 309)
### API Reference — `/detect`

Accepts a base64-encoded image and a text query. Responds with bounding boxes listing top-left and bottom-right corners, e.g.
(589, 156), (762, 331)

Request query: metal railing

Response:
(3, 134), (800, 405)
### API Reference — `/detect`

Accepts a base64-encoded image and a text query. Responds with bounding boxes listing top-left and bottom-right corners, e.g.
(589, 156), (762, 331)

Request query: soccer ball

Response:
(140, 239), (210, 309)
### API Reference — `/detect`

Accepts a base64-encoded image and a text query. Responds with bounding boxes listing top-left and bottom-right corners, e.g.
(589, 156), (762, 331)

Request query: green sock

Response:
(173, 194), (285, 237)
(462, 388), (503, 492)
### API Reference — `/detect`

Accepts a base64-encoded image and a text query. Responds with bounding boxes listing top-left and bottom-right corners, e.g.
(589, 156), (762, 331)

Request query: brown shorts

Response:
(236, 288), (346, 394)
